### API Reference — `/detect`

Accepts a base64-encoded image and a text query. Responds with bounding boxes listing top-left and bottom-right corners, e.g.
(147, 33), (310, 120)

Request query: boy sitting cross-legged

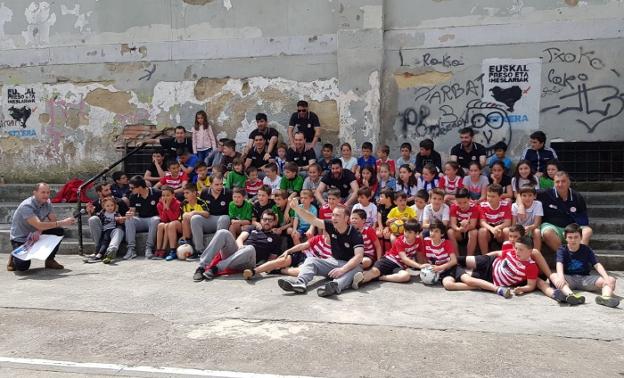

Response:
(538, 223), (619, 308)
(352, 220), (423, 288)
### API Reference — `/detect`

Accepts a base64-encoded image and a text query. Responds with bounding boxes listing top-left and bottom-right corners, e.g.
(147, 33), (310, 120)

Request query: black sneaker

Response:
(565, 293), (586, 305)
(186, 252), (200, 262)
(552, 289), (567, 303)
(202, 267), (216, 281)
(317, 281), (339, 297)
(278, 278), (307, 293)
(595, 295), (620, 308)
(193, 267), (204, 282)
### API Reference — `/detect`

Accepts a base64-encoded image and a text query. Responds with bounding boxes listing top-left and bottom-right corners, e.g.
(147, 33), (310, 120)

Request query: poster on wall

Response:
(481, 58), (542, 130)
(0, 86), (39, 137)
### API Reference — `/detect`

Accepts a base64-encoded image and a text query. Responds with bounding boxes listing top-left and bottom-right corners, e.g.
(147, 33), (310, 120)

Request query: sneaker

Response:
(317, 281), (339, 297)
(186, 252), (200, 262)
(145, 249), (154, 260)
(496, 286), (512, 299)
(202, 267), (216, 281)
(165, 251), (177, 261)
(352, 271), (364, 290)
(277, 278), (307, 294)
(565, 293), (586, 305)
(595, 295), (620, 308)
(243, 269), (255, 280)
(45, 259), (64, 270)
(193, 267), (205, 282)
(178, 238), (188, 246)
(552, 289), (567, 303)
(123, 249), (137, 260)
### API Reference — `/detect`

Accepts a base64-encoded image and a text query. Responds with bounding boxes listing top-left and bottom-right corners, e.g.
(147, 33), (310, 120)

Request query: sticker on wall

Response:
(481, 58), (542, 130)
(1, 86), (39, 137)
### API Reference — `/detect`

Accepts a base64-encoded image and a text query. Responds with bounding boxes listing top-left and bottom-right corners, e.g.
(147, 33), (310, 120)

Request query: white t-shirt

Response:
(511, 176), (540, 192)
(340, 156), (358, 171)
(423, 203), (450, 226)
(411, 204), (426, 224)
(512, 200), (544, 227)
(262, 175), (282, 194)
(353, 202), (378, 227)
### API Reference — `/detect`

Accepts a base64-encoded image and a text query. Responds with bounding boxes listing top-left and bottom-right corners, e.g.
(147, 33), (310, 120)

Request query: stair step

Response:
(593, 250), (624, 271)
(588, 235), (624, 250)
(573, 182), (624, 192)
(587, 205), (624, 218)
(589, 218), (624, 234)
(0, 202), (89, 224)
(581, 191), (624, 205)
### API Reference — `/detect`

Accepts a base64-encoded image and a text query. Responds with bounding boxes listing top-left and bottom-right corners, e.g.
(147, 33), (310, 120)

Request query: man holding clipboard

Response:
(8, 183), (75, 272)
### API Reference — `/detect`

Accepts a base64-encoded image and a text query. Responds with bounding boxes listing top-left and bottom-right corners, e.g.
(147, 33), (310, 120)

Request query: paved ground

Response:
(0, 254), (623, 377)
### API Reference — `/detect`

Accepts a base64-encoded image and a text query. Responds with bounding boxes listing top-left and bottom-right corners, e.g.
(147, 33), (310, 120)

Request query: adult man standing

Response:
(277, 198), (364, 297)
(286, 132), (316, 173)
(86, 182), (128, 259)
(450, 127), (487, 172)
(288, 100), (321, 154)
(190, 173), (231, 254)
(8, 183), (75, 272)
(124, 176), (161, 260)
(315, 159), (359, 207)
(193, 210), (281, 281)
(538, 171), (592, 251)
(243, 113), (279, 158)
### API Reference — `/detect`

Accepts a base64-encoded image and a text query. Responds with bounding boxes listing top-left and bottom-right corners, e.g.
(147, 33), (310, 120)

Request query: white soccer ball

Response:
(420, 266), (440, 285)
(176, 244), (193, 260)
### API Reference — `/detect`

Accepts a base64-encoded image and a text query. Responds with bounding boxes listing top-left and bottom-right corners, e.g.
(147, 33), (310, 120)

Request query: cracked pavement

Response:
(0, 255), (623, 377)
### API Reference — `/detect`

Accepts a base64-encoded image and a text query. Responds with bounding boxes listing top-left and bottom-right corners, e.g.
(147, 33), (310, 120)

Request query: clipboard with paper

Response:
(11, 232), (63, 261)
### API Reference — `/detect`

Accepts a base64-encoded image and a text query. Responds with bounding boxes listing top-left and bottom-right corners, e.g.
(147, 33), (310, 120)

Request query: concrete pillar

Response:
(336, 0), (384, 149)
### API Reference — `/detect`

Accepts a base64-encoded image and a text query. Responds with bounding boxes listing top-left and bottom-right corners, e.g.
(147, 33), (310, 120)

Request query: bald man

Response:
(8, 183), (75, 272)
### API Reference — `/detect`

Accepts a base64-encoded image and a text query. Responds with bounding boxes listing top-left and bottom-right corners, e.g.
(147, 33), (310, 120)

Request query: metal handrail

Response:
(75, 129), (168, 255)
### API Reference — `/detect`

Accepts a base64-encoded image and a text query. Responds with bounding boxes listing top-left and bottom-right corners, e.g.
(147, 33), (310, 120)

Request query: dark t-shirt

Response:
(289, 112), (320, 143)
(252, 199), (275, 221)
(415, 150), (442, 174)
(286, 147), (316, 167)
(220, 152), (242, 173)
(245, 228), (282, 262)
(247, 147), (272, 169)
(199, 188), (232, 216)
(538, 188), (588, 227)
(129, 188), (161, 218)
(556, 244), (597, 276)
(321, 169), (357, 199)
(146, 163), (164, 179)
(160, 137), (193, 159)
(450, 142), (486, 169)
(323, 220), (364, 261)
(488, 174), (512, 189)
(249, 128), (279, 144)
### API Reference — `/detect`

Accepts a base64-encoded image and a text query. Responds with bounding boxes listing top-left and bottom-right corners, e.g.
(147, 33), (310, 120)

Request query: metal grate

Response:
(122, 146), (162, 179)
(551, 142), (624, 181)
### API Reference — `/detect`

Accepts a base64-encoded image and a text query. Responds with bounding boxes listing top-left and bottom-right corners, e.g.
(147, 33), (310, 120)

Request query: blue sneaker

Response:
(165, 251), (177, 261)
(178, 238), (188, 245)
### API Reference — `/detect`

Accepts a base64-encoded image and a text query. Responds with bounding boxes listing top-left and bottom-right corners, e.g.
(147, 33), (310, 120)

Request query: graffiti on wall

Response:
(1, 87), (38, 137)
(540, 46), (624, 134)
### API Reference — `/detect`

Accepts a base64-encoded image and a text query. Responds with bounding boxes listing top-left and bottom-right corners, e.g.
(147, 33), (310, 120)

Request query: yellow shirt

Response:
(387, 206), (416, 221)
(196, 176), (211, 192)
(179, 199), (209, 220)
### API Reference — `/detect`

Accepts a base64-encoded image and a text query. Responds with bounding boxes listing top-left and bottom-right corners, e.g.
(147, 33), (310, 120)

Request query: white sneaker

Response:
(144, 249), (154, 260)
(352, 271), (364, 290)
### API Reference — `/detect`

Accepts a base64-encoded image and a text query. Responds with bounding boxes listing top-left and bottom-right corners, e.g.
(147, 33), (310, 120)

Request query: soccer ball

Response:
(176, 244), (194, 261)
(389, 220), (405, 235)
(420, 266), (440, 285)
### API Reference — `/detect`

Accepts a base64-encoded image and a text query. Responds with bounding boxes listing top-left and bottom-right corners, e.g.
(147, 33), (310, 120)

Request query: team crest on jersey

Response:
(267, 237), (273, 243)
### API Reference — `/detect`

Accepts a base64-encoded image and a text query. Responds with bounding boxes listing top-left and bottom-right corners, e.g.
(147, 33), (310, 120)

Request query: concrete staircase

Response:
(0, 183), (623, 269)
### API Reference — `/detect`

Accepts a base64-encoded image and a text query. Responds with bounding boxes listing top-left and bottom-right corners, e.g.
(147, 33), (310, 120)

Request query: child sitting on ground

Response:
(540, 224), (619, 308)
(353, 187), (377, 228)
(351, 220), (423, 288)
(155, 186), (182, 260)
(447, 188), (479, 256)
(478, 183), (512, 254)
(290, 189), (317, 245)
(92, 197), (125, 263)
(420, 221), (457, 289)
(175, 184), (210, 260)
(228, 187), (253, 237)
(351, 209), (382, 269)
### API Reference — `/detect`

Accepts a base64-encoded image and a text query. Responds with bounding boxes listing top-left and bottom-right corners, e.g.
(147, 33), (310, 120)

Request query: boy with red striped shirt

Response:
(352, 220), (422, 288)
(350, 209), (382, 269)
(443, 235), (539, 298)
(419, 221), (457, 288)
(448, 188), (479, 256)
(319, 189), (342, 220)
(478, 183), (512, 254)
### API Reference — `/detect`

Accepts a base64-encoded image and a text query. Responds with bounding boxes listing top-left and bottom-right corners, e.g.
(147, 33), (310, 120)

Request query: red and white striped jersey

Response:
(492, 249), (538, 287)
(385, 235), (421, 269)
(305, 235), (332, 259)
(450, 203), (479, 224)
(421, 238), (455, 266)
(439, 175), (463, 195)
(479, 199), (511, 226)
(361, 226), (379, 259)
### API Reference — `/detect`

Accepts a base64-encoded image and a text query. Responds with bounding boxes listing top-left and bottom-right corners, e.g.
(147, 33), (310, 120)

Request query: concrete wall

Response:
(0, 0), (622, 181)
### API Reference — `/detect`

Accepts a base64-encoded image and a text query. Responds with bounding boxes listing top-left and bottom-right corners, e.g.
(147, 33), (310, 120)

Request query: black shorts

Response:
(438, 266), (457, 280)
(290, 252), (307, 267)
(373, 257), (402, 276)
(455, 255), (495, 282)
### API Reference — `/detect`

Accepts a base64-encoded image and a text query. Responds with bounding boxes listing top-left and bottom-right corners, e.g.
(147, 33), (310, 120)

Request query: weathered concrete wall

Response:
(1, 0), (623, 181)
(382, 0), (624, 161)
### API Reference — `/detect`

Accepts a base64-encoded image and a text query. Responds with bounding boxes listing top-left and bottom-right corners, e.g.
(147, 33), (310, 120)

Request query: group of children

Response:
(90, 119), (618, 307)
